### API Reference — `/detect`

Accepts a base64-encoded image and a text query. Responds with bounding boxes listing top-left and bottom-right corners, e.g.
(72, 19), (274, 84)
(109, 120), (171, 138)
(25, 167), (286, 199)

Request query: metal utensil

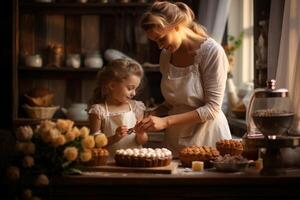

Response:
(127, 128), (134, 134)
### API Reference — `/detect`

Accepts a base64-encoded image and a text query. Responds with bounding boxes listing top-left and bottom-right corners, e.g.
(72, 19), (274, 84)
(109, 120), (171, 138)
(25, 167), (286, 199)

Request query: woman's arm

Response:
(134, 105), (148, 145)
(196, 41), (228, 121)
(137, 110), (201, 132)
(147, 101), (172, 117)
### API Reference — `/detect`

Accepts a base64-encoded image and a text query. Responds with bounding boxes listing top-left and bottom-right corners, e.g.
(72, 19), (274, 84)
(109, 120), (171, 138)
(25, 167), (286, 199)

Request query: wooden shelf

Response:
(20, 2), (150, 14)
(18, 66), (99, 79)
(12, 0), (162, 128)
(18, 66), (160, 79)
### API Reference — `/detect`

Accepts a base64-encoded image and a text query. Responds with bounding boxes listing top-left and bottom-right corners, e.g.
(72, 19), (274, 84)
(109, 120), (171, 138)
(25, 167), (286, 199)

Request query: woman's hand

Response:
(136, 115), (168, 132)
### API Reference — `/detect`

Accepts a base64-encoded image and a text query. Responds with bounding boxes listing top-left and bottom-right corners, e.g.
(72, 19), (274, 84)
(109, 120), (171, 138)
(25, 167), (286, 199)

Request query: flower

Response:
(6, 166), (20, 182)
(95, 133), (108, 148)
(223, 32), (243, 75)
(63, 147), (79, 161)
(16, 126), (33, 141)
(6, 119), (108, 200)
(35, 174), (50, 187)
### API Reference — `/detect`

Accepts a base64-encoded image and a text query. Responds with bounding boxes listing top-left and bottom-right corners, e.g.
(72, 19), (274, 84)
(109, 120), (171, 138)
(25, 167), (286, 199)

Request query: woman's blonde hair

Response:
(90, 59), (144, 105)
(140, 1), (207, 38)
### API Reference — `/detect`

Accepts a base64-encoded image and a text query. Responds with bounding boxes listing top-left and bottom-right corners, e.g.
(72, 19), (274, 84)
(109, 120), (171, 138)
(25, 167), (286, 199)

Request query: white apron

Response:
(102, 102), (141, 157)
(161, 52), (231, 157)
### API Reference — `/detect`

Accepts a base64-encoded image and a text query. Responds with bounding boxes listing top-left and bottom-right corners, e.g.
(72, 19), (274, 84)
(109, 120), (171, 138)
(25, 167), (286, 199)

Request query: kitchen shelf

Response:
(12, 0), (162, 128)
(18, 66), (99, 79)
(18, 66), (160, 79)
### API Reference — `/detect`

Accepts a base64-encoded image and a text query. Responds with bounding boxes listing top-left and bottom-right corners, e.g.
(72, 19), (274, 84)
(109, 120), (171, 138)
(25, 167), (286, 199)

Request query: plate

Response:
(212, 161), (251, 172)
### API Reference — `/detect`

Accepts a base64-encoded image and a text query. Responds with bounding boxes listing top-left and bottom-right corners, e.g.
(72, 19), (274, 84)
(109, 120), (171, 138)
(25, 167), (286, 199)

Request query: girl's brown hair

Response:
(140, 1), (207, 38)
(89, 59), (144, 105)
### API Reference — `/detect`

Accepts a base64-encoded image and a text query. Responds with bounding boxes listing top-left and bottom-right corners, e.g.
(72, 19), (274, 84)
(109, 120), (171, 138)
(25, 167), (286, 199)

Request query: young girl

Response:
(88, 59), (148, 156)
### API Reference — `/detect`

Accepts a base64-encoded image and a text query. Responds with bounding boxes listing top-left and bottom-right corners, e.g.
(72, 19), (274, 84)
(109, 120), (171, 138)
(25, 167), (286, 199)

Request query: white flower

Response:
(6, 166), (20, 182)
(23, 156), (34, 168)
(21, 188), (32, 200)
(35, 174), (49, 187)
(22, 142), (36, 155)
(16, 126), (33, 141)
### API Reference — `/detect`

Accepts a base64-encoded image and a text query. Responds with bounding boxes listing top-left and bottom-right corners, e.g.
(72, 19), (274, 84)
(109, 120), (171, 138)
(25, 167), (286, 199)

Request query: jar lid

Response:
(254, 79), (289, 98)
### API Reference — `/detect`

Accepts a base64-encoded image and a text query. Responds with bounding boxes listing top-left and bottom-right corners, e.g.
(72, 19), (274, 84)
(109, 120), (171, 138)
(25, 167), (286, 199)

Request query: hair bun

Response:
(175, 2), (195, 21)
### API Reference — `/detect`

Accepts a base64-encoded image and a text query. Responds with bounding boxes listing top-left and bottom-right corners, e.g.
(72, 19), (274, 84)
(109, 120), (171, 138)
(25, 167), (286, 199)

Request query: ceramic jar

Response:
(84, 52), (103, 69)
(66, 54), (81, 68)
(25, 54), (43, 68)
(62, 103), (88, 121)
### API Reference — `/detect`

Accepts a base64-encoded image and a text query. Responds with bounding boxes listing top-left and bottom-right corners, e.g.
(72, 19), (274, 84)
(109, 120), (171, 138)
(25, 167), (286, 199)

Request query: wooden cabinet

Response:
(12, 0), (162, 127)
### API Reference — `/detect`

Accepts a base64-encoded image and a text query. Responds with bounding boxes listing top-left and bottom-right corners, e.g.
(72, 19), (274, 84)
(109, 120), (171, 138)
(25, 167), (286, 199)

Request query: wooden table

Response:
(49, 167), (300, 200)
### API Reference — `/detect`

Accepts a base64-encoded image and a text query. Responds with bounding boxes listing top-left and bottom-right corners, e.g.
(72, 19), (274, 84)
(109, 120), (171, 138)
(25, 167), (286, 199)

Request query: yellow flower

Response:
(65, 130), (76, 142)
(56, 119), (74, 133)
(35, 174), (49, 187)
(80, 150), (92, 162)
(81, 136), (95, 149)
(95, 133), (108, 148)
(53, 134), (66, 147)
(37, 120), (56, 135)
(40, 128), (60, 143)
(71, 126), (81, 138)
(63, 147), (78, 161)
(23, 156), (34, 168)
(80, 126), (90, 138)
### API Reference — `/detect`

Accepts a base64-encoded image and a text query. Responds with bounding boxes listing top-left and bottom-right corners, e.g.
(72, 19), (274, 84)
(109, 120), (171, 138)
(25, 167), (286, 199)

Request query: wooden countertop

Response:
(49, 164), (300, 200)
(54, 167), (300, 185)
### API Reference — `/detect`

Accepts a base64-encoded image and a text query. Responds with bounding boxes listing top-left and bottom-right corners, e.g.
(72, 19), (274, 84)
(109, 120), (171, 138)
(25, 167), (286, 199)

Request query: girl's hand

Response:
(114, 126), (128, 142)
(135, 115), (168, 132)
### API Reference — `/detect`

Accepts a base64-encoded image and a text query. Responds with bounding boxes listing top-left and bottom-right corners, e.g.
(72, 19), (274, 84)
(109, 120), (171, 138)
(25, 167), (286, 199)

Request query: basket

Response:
(23, 104), (59, 119)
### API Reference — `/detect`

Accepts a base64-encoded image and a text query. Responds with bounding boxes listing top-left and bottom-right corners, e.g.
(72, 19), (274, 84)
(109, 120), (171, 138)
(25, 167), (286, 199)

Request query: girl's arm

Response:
(107, 126), (128, 146)
(89, 113), (101, 134)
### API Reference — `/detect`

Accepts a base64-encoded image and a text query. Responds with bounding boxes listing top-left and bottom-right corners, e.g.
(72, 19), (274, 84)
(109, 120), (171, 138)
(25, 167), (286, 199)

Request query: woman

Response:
(136, 1), (232, 156)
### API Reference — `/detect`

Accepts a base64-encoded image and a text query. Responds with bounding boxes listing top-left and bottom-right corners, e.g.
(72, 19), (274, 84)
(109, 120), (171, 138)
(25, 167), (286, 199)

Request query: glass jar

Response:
(84, 52), (103, 69)
(66, 54), (81, 68)
(246, 80), (294, 139)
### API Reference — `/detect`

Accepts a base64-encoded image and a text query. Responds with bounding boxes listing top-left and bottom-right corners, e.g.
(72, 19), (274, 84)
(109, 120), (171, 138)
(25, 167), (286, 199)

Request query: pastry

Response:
(216, 139), (244, 156)
(115, 148), (172, 168)
(84, 148), (109, 166)
(24, 87), (54, 107)
(179, 146), (220, 168)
